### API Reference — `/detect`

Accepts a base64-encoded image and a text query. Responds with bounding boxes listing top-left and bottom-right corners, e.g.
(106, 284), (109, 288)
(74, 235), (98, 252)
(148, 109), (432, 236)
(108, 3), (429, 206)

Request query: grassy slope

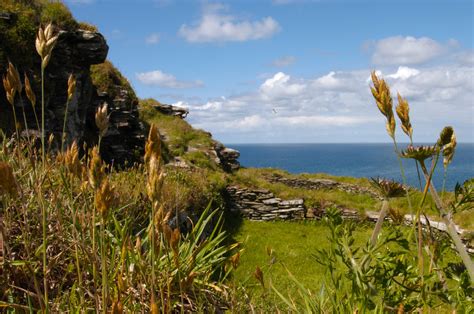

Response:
(230, 167), (474, 230)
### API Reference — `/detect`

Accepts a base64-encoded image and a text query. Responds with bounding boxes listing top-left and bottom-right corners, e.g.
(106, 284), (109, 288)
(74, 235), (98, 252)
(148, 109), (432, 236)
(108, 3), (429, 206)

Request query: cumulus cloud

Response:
(145, 33), (160, 45)
(178, 62), (473, 143)
(179, 4), (280, 43)
(272, 56), (296, 67)
(371, 36), (453, 65)
(136, 70), (204, 89)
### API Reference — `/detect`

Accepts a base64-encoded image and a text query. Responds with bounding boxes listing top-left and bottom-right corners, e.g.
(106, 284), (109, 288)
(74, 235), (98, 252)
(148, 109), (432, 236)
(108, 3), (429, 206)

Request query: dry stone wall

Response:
(226, 186), (305, 220)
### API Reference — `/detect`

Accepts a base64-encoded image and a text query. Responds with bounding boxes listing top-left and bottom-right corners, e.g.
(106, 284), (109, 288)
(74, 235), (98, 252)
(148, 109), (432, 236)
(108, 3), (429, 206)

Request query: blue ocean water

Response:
(228, 143), (474, 191)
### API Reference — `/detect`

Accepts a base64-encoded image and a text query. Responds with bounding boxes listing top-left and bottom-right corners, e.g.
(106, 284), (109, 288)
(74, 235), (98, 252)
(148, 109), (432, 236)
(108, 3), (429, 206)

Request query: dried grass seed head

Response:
(88, 146), (105, 189)
(439, 127), (456, 168)
(95, 179), (117, 220)
(24, 74), (36, 107)
(396, 93), (412, 138)
(64, 141), (82, 179)
(36, 23), (59, 69)
(7, 62), (22, 93)
(0, 161), (18, 197)
(146, 155), (164, 202)
(370, 71), (396, 138)
(67, 73), (76, 103)
(145, 124), (161, 163)
(95, 103), (109, 137)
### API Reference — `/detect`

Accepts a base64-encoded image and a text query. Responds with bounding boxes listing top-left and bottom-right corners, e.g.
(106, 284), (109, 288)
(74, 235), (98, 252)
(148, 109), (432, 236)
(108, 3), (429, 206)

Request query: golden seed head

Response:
(170, 227), (180, 251)
(396, 93), (413, 138)
(230, 252), (240, 269)
(254, 266), (264, 287)
(95, 103), (109, 137)
(2, 74), (16, 106)
(146, 155), (164, 202)
(67, 73), (76, 103)
(64, 141), (82, 179)
(370, 177), (405, 198)
(88, 146), (105, 189)
(400, 145), (437, 162)
(7, 62), (22, 94)
(370, 71), (396, 139)
(95, 179), (116, 220)
(24, 74), (36, 107)
(36, 23), (59, 69)
(145, 124), (161, 163)
(0, 161), (18, 197)
(439, 127), (456, 168)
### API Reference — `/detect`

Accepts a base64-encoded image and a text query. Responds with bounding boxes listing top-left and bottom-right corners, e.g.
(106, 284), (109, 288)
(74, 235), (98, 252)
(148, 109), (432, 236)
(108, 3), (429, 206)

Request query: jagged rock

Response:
(153, 103), (188, 119)
(214, 143), (240, 172)
(0, 25), (145, 165)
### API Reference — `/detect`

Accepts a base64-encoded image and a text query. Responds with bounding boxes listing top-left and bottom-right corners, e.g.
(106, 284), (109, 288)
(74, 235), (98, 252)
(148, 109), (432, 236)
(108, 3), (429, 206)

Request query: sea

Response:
(228, 143), (474, 191)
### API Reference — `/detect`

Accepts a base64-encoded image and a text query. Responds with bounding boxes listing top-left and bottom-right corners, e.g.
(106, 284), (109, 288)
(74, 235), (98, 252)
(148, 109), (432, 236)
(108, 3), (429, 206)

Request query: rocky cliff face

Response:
(0, 24), (145, 164)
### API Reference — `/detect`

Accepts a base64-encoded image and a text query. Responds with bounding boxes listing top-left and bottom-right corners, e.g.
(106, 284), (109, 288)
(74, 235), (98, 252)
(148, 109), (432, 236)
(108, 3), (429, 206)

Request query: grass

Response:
(227, 219), (374, 311)
(139, 99), (218, 167)
(230, 167), (474, 229)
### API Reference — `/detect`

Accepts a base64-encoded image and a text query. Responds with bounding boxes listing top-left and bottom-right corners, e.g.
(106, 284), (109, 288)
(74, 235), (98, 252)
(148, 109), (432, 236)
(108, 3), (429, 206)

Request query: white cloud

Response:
(387, 66), (420, 80)
(145, 33), (160, 45)
(372, 36), (450, 65)
(272, 56), (296, 67)
(260, 72), (305, 99)
(179, 4), (280, 43)
(178, 62), (473, 143)
(136, 70), (204, 89)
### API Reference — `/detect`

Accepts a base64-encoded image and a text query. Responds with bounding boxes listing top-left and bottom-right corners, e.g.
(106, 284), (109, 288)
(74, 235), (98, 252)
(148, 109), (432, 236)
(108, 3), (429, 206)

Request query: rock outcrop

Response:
(215, 143), (240, 172)
(0, 26), (145, 164)
(152, 103), (188, 119)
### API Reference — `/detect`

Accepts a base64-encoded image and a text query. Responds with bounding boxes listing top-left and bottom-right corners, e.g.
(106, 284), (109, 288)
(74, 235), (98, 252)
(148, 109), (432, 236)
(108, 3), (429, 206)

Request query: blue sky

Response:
(66, 0), (473, 143)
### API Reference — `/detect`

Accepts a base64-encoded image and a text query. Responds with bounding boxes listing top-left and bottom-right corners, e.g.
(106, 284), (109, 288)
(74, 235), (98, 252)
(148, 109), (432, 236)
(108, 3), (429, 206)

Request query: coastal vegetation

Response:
(0, 1), (472, 312)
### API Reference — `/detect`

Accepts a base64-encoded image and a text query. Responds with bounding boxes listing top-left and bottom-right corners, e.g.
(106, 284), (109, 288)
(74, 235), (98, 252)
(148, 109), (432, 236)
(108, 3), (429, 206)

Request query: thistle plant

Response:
(369, 177), (405, 245)
(36, 22), (59, 164)
(371, 75), (474, 283)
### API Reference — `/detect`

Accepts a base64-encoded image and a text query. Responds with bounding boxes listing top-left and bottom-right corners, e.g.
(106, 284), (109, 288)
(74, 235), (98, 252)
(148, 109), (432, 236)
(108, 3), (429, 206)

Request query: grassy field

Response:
(227, 218), (373, 311)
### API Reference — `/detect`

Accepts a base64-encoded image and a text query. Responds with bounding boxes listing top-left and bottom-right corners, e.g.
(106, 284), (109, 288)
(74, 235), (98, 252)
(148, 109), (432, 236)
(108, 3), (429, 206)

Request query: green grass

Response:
(228, 219), (373, 311)
(230, 168), (474, 229)
(139, 99), (218, 168)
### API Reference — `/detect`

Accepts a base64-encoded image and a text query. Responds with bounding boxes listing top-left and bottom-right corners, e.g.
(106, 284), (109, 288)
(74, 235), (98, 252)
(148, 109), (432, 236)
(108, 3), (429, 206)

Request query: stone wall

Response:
(267, 173), (383, 200)
(226, 185), (305, 220)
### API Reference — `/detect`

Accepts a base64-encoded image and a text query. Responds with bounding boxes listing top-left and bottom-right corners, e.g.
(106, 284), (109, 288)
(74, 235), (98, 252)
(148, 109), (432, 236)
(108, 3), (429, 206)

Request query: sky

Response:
(66, 0), (473, 144)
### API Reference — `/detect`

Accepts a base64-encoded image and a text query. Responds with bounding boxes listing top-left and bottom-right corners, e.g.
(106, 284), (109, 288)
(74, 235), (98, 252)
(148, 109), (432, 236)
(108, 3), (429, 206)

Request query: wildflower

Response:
(396, 93), (413, 138)
(36, 23), (59, 69)
(0, 162), (18, 197)
(67, 74), (76, 103)
(24, 74), (36, 107)
(95, 103), (109, 137)
(370, 177), (405, 198)
(400, 145), (437, 162)
(370, 71), (396, 139)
